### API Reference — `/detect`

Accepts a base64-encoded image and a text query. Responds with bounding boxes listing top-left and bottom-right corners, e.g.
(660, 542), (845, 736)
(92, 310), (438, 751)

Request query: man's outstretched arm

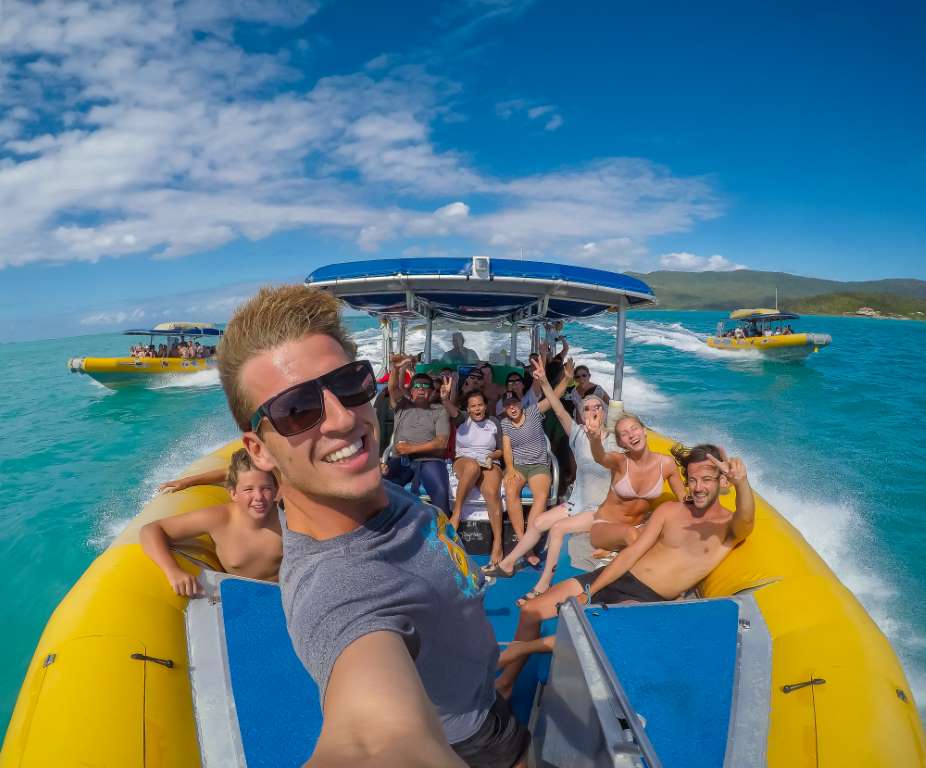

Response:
(709, 455), (755, 543)
(582, 507), (668, 602)
(307, 631), (465, 768)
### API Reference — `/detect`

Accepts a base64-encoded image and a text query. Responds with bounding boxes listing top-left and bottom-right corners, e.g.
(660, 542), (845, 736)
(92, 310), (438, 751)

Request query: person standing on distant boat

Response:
(495, 445), (755, 698)
(218, 285), (529, 768)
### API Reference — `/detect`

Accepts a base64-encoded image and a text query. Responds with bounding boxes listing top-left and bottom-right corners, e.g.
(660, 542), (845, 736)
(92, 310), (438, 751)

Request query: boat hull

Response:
(67, 356), (215, 387)
(705, 332), (832, 359)
(2, 437), (923, 767)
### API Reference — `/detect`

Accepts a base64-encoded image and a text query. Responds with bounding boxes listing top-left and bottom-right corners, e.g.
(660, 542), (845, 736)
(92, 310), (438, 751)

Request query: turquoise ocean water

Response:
(2, 310), (925, 739)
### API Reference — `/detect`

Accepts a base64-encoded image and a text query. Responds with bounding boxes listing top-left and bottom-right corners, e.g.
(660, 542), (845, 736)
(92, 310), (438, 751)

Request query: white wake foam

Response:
(146, 368), (221, 390)
(583, 318), (764, 362)
(646, 417), (926, 715)
(87, 415), (238, 550)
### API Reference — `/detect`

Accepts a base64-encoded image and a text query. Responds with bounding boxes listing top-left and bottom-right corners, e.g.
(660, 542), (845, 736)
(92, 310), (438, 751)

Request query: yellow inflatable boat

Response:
(706, 309), (832, 359)
(67, 322), (222, 388)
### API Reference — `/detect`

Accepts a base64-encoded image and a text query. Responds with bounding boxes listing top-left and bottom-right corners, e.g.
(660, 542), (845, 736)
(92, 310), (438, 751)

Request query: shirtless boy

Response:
(495, 444), (755, 697)
(140, 449), (282, 595)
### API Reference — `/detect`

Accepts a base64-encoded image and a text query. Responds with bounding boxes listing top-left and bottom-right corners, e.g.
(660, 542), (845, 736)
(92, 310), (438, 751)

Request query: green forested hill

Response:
(628, 270), (926, 315)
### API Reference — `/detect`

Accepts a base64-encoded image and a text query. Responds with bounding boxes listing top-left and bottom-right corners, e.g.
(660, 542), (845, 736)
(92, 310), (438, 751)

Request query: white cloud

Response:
(658, 252), (746, 271)
(0, 0), (722, 273)
(80, 307), (146, 326)
(544, 114), (564, 131)
(497, 99), (564, 131)
(435, 201), (470, 219)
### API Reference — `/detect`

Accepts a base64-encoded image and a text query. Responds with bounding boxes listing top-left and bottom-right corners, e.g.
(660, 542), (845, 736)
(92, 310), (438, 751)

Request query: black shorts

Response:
(573, 568), (669, 604)
(451, 691), (530, 768)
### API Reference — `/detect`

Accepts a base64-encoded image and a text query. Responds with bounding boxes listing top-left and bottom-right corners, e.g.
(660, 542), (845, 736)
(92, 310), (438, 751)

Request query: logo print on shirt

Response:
(425, 509), (482, 597)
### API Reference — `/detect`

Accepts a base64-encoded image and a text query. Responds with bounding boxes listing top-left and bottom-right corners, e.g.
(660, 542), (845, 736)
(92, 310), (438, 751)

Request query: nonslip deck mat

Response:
(587, 599), (739, 768)
(221, 579), (322, 768)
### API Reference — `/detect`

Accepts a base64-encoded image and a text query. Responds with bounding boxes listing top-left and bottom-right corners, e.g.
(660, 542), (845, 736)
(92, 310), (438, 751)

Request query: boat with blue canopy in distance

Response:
(67, 321), (223, 388)
(706, 308), (832, 359)
(4, 257), (921, 768)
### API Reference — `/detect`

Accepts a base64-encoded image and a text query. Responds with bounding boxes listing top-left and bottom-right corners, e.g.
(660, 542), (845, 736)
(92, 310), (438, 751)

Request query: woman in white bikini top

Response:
(588, 413), (686, 552)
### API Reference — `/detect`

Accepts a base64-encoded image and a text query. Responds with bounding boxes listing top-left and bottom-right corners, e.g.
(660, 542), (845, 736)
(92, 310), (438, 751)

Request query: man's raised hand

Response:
(707, 453), (748, 485)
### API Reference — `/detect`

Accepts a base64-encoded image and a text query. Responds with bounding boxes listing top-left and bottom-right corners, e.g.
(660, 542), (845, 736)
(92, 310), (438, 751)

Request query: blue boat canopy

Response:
(306, 257), (655, 323)
(124, 322), (223, 338)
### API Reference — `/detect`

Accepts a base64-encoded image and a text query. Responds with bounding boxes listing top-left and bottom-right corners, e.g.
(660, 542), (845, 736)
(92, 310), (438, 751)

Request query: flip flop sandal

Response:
(482, 563), (515, 578)
(515, 587), (547, 607)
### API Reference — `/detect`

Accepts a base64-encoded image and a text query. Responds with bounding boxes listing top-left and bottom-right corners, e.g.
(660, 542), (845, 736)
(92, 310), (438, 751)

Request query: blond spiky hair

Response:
(218, 285), (357, 430)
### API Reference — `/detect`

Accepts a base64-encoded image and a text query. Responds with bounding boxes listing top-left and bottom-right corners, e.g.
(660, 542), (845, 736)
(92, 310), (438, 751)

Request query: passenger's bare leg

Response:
(589, 520), (640, 552)
(498, 635), (556, 669)
(504, 473), (527, 538)
(495, 578), (583, 698)
(450, 459), (481, 530)
(523, 474), (551, 566)
(479, 466), (504, 565)
(497, 504), (569, 574)
(530, 511), (596, 594)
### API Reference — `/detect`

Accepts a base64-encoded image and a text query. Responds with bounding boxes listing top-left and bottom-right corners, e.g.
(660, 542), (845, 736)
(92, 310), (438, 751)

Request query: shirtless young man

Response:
(495, 444), (755, 697)
(140, 449), (282, 595)
(219, 285), (528, 768)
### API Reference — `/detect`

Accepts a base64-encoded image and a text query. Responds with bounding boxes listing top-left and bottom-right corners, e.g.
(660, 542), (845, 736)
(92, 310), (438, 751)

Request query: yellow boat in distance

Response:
(67, 321), (223, 388)
(706, 308), (832, 359)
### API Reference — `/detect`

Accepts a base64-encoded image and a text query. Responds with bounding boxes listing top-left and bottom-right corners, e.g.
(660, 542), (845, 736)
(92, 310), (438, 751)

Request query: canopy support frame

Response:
(612, 298), (627, 402)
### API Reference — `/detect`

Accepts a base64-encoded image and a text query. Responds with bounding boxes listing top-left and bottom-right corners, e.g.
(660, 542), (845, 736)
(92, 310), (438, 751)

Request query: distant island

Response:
(628, 270), (926, 321)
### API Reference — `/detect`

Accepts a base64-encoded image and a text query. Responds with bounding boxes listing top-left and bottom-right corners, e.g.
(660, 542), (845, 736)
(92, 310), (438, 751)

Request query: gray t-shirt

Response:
(393, 399), (450, 458)
(278, 482), (498, 745)
(568, 423), (615, 514)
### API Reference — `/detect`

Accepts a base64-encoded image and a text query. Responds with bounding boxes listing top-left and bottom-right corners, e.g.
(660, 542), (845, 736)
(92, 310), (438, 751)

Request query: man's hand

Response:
(529, 356), (546, 382)
(707, 454), (748, 486)
(167, 567), (203, 597)
(439, 378), (452, 400)
(394, 441), (413, 456)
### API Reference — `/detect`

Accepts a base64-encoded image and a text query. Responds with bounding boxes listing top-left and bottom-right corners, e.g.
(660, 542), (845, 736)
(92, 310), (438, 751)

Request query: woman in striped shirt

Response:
(498, 359), (573, 566)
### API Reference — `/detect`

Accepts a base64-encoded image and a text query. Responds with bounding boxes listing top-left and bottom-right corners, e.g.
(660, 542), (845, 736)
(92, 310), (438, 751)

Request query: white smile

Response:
(323, 438), (363, 463)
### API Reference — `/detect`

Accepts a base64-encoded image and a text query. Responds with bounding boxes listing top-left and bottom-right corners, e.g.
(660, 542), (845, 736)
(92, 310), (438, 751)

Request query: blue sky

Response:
(0, 0), (923, 341)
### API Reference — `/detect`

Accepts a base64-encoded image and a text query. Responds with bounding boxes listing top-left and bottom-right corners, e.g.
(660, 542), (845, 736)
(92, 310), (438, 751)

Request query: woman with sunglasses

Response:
(569, 365), (610, 423)
(494, 370), (541, 416)
(383, 362), (452, 514)
(484, 359), (616, 605)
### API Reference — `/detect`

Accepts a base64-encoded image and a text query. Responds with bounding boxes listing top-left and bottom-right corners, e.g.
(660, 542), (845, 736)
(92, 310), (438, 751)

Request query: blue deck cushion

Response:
(586, 599), (739, 768)
(221, 579), (322, 768)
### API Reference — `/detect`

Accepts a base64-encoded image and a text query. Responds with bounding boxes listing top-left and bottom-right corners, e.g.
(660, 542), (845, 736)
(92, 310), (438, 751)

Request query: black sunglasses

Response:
(249, 360), (376, 436)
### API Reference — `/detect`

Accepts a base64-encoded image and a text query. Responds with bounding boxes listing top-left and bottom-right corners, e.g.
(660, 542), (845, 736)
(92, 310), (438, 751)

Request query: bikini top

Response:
(612, 460), (665, 500)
